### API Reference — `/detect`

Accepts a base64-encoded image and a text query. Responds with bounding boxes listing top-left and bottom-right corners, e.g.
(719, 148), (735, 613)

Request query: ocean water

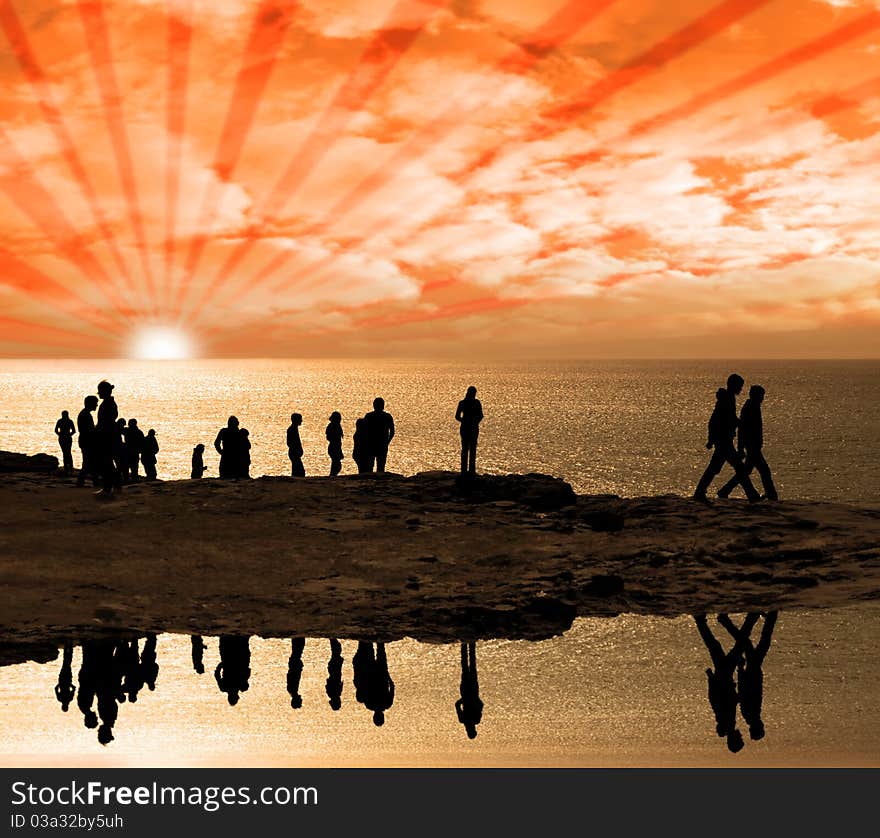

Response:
(0, 359), (878, 766)
(0, 358), (877, 499)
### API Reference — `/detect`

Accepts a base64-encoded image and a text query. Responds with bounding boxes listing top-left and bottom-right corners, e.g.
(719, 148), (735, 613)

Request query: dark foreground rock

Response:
(0, 450), (59, 473)
(0, 468), (878, 655)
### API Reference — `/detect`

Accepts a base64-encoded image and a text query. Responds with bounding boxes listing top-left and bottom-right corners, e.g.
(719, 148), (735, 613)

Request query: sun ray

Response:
(245, 2), (875, 314)
(163, 0), (194, 311)
(76, 0), (157, 313)
(0, 128), (135, 325)
(186, 0), (621, 324)
(178, 0), (451, 321)
(0, 0), (139, 310)
(170, 0), (299, 315)
(0, 245), (125, 338)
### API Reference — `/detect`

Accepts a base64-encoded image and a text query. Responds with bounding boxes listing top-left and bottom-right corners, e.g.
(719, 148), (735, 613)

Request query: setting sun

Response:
(129, 325), (194, 360)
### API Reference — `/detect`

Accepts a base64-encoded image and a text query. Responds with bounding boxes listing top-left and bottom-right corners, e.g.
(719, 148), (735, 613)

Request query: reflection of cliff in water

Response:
(6, 615), (780, 751)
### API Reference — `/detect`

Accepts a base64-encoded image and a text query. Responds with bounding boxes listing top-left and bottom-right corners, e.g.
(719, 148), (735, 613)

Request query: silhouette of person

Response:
(191, 635), (206, 674)
(287, 637), (305, 709)
(140, 634), (159, 690)
(76, 642), (100, 729)
(96, 380), (120, 496)
(326, 639), (343, 711)
(214, 416), (242, 479)
(54, 642), (76, 712)
(141, 429), (159, 480)
(455, 387), (483, 476)
(214, 635), (251, 705)
(54, 411), (76, 475)
(719, 612), (778, 741)
(717, 385), (779, 501)
(191, 444), (207, 479)
(353, 641), (373, 707)
(239, 428), (251, 478)
(366, 642), (395, 727)
(326, 412), (344, 476)
(113, 418), (128, 483)
(694, 613), (759, 753)
(693, 374), (760, 503)
(120, 639), (144, 703)
(76, 395), (99, 487)
(94, 640), (123, 745)
(287, 413), (305, 477)
(364, 398), (395, 473)
(352, 417), (371, 474)
(123, 419), (145, 482)
(456, 642), (483, 739)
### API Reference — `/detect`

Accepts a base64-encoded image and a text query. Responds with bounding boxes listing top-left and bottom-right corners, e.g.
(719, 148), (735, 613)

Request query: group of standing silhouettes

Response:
(694, 373), (778, 503)
(56, 384), (485, 485)
(55, 635), (484, 742)
(58, 380), (159, 497)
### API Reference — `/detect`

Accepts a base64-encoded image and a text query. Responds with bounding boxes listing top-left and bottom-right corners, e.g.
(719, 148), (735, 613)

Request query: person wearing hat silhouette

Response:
(96, 380), (120, 496)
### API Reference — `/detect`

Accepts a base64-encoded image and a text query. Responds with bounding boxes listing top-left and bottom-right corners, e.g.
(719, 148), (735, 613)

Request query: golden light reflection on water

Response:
(1, 611), (878, 767)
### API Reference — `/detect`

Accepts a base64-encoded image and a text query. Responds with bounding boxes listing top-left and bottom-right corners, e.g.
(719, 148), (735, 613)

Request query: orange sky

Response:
(0, 0), (878, 358)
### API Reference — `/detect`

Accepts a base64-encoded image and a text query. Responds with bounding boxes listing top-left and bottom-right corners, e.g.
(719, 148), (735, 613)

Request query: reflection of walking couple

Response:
(695, 612), (778, 752)
(694, 374), (778, 503)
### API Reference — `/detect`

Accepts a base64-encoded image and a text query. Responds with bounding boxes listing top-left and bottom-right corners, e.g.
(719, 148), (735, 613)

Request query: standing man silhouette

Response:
(455, 642), (483, 739)
(76, 395), (98, 487)
(142, 429), (159, 480)
(123, 418), (145, 482)
(365, 398), (395, 473)
(96, 380), (120, 496)
(718, 385), (778, 501)
(54, 411), (76, 475)
(693, 374), (760, 503)
(214, 416), (242, 479)
(287, 413), (305, 477)
(455, 386), (483, 476)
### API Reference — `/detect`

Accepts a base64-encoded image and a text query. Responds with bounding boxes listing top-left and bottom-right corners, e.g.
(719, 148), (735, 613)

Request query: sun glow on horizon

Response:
(129, 326), (195, 361)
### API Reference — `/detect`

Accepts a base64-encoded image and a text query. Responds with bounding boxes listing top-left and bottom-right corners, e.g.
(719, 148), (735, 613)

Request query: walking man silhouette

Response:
(54, 411), (75, 475)
(693, 374), (760, 503)
(455, 386), (483, 476)
(717, 385), (778, 501)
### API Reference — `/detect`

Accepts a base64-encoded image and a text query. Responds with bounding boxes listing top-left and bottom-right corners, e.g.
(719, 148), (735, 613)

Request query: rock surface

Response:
(0, 467), (878, 653)
(0, 450), (59, 473)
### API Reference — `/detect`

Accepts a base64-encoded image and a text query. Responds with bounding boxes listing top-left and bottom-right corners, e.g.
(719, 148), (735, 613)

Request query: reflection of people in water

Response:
(366, 643), (395, 727)
(719, 611), (778, 741)
(94, 640), (122, 745)
(191, 636), (206, 674)
(140, 634), (159, 691)
(54, 642), (76, 712)
(326, 639), (343, 711)
(694, 613), (759, 753)
(353, 641), (373, 706)
(214, 635), (251, 705)
(456, 642), (483, 739)
(120, 639), (145, 703)
(287, 638), (305, 709)
(77, 642), (100, 729)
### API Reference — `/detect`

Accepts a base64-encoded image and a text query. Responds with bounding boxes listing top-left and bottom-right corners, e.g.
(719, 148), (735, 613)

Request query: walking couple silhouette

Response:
(694, 373), (778, 503)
